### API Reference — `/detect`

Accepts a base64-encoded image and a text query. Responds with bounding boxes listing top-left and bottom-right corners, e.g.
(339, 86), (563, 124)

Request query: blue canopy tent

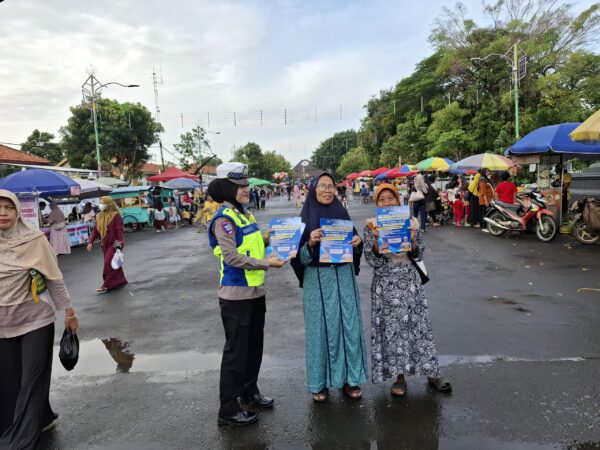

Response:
(0, 169), (81, 196)
(505, 122), (600, 223)
(506, 123), (600, 158)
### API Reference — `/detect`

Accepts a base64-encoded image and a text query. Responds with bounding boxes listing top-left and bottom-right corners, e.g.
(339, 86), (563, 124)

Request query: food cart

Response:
(109, 186), (152, 231)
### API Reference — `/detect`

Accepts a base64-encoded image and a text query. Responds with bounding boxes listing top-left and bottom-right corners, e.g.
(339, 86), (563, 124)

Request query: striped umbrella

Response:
(415, 157), (455, 171)
(387, 165), (418, 178)
(450, 153), (516, 172)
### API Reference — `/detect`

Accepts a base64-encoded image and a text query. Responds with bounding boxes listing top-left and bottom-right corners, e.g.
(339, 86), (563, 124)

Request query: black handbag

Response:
(59, 329), (79, 371)
(408, 255), (429, 285)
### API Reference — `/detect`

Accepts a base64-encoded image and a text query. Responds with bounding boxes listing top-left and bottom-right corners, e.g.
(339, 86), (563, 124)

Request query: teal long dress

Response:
(299, 244), (368, 393)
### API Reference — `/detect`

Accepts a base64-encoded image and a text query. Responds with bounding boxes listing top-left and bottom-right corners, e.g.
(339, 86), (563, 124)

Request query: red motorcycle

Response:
(483, 190), (558, 242)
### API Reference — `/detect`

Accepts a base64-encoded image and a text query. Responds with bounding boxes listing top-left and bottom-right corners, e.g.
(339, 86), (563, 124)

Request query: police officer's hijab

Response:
(291, 171), (362, 288)
(207, 162), (249, 212)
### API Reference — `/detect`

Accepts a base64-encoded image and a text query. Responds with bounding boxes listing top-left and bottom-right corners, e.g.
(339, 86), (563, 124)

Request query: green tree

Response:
(232, 143), (292, 180)
(174, 126), (221, 171)
(379, 113), (429, 166)
(60, 98), (162, 180)
(336, 147), (369, 179)
(311, 130), (358, 174)
(427, 102), (475, 160)
(21, 130), (63, 164)
(262, 151), (292, 178)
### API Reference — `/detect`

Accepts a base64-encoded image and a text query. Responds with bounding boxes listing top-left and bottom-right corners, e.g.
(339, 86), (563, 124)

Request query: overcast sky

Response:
(0, 0), (597, 166)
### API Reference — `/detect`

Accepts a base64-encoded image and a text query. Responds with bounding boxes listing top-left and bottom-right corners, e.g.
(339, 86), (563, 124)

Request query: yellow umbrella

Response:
(570, 110), (600, 143)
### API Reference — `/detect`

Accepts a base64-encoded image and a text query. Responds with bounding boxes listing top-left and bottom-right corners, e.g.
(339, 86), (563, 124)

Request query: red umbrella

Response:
(357, 170), (372, 177)
(346, 173), (359, 180)
(370, 167), (389, 176)
(147, 166), (199, 182)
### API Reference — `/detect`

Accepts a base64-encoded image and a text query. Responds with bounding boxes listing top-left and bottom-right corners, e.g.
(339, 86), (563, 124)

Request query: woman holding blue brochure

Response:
(363, 183), (451, 397)
(291, 171), (368, 402)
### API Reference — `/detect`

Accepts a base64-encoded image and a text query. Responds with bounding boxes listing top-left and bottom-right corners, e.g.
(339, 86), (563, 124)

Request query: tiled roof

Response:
(141, 163), (161, 175)
(187, 164), (216, 175)
(0, 144), (51, 165)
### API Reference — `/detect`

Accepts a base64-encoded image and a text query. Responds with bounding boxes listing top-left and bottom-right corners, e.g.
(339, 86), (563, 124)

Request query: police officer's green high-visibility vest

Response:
(207, 207), (265, 287)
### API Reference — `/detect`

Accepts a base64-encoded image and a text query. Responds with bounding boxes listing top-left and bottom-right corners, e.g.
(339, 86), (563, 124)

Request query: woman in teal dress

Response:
(291, 171), (368, 402)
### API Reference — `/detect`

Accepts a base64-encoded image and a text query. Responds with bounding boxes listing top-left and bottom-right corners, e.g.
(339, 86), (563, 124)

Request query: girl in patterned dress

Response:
(363, 183), (451, 396)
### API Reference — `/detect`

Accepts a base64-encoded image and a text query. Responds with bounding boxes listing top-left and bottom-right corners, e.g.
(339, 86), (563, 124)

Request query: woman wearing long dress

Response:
(47, 203), (71, 255)
(363, 184), (451, 396)
(86, 196), (128, 294)
(0, 190), (79, 450)
(291, 171), (368, 402)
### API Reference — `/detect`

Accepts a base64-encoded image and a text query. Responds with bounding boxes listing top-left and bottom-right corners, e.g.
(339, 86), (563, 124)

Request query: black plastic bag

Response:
(59, 329), (79, 371)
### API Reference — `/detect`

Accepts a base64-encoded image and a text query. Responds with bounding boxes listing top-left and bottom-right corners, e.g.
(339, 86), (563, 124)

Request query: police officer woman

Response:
(207, 163), (285, 427)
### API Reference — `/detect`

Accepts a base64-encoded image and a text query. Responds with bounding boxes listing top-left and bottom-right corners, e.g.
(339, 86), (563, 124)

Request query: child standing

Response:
(168, 201), (180, 229)
(453, 193), (464, 226)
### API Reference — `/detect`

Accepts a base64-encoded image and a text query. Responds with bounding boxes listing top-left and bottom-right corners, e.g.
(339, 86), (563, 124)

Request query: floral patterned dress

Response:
(363, 223), (440, 383)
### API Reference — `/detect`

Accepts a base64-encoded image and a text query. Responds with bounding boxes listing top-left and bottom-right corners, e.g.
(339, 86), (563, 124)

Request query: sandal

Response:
(427, 377), (452, 393)
(312, 388), (328, 402)
(391, 381), (407, 397)
(96, 287), (108, 294)
(342, 384), (362, 399)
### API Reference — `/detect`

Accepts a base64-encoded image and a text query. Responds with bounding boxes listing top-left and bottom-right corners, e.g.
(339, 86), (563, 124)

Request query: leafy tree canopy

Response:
(336, 147), (370, 179)
(323, 0), (600, 177)
(60, 98), (162, 180)
(311, 130), (358, 174)
(174, 126), (221, 172)
(232, 143), (292, 180)
(21, 129), (63, 164)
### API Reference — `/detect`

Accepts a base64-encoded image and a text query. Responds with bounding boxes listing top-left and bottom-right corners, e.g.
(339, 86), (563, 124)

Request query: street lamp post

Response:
(471, 42), (527, 139)
(82, 75), (139, 175)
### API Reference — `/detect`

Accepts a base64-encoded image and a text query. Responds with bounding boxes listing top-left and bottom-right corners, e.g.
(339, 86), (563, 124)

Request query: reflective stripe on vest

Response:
(207, 207), (265, 287)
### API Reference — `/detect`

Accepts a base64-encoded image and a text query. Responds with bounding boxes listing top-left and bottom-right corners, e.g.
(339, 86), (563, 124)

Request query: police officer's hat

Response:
(216, 162), (249, 186)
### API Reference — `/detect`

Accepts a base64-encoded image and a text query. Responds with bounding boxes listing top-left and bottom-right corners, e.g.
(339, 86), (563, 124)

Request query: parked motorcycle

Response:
(484, 190), (558, 242)
(570, 197), (600, 245)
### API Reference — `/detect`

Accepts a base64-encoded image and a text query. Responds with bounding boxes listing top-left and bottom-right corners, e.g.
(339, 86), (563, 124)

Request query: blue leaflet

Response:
(376, 206), (411, 253)
(319, 218), (354, 263)
(266, 217), (305, 261)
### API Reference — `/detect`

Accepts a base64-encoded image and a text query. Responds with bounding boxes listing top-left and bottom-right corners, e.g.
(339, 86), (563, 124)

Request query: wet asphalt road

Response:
(39, 198), (600, 450)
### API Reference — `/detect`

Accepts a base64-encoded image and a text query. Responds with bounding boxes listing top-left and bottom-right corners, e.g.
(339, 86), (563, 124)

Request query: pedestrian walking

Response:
(259, 188), (267, 210)
(86, 196), (128, 294)
(153, 204), (166, 232)
(206, 162), (285, 427)
(453, 193), (464, 226)
(168, 201), (181, 228)
(294, 184), (302, 208)
(47, 203), (71, 255)
(290, 171), (368, 402)
(478, 169), (494, 231)
(0, 190), (79, 450)
(363, 184), (451, 397)
(466, 172), (481, 227)
(409, 174), (428, 231)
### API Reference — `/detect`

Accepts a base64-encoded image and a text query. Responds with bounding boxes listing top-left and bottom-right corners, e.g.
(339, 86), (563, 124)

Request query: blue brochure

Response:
(376, 205), (411, 253)
(319, 218), (354, 263)
(266, 217), (305, 261)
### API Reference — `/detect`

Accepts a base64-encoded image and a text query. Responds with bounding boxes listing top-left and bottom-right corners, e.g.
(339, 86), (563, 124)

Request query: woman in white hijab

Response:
(0, 190), (79, 450)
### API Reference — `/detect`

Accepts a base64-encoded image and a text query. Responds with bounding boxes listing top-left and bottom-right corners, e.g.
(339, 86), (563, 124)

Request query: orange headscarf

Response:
(374, 183), (401, 205)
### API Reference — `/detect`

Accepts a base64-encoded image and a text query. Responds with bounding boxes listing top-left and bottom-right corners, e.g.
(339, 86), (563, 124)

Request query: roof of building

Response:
(187, 164), (217, 175)
(141, 163), (162, 175)
(0, 144), (51, 165)
(292, 159), (321, 179)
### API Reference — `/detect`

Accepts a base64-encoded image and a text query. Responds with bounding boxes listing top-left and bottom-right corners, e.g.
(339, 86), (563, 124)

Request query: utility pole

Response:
(512, 43), (520, 138)
(153, 67), (165, 170)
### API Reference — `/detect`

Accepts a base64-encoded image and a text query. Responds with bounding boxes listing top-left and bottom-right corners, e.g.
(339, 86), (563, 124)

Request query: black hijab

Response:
(207, 178), (244, 212)
(291, 171), (361, 288)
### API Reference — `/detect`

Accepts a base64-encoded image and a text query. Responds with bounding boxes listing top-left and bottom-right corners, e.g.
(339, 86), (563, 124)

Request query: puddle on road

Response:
(52, 338), (303, 377)
(52, 338), (594, 378)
